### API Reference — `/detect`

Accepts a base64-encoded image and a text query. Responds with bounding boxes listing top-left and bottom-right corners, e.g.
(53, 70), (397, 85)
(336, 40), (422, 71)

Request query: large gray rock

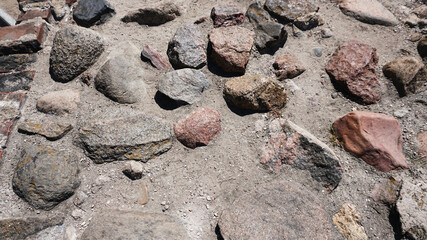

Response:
(157, 69), (210, 105)
(77, 114), (172, 163)
(49, 26), (104, 83)
(0, 216), (64, 240)
(80, 210), (189, 240)
(73, 0), (115, 27)
(264, 0), (319, 22)
(12, 146), (81, 210)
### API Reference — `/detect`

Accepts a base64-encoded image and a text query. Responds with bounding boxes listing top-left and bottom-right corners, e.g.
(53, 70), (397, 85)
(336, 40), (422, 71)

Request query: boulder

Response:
(18, 119), (73, 140)
(273, 54), (306, 80)
(73, 0), (115, 27)
(211, 5), (245, 27)
(121, 3), (180, 26)
(36, 89), (80, 115)
(333, 203), (368, 240)
(339, 0), (399, 26)
(264, 0), (319, 22)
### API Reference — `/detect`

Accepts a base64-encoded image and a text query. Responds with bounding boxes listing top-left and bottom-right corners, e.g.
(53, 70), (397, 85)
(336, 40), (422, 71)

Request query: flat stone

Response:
(0, 54), (37, 73)
(273, 54), (306, 80)
(325, 40), (381, 104)
(73, 0), (115, 27)
(370, 177), (402, 205)
(36, 89), (80, 115)
(339, 0), (399, 26)
(333, 203), (368, 240)
(49, 26), (104, 83)
(0, 216), (64, 240)
(0, 71), (34, 92)
(141, 45), (172, 70)
(264, 0), (319, 22)
(77, 114), (172, 163)
(18, 119), (73, 140)
(333, 111), (409, 172)
(294, 12), (323, 31)
(121, 2), (180, 26)
(12, 146), (81, 210)
(122, 161), (143, 180)
(17, 8), (51, 23)
(211, 5), (245, 28)
(138, 182), (149, 205)
(418, 131), (427, 162)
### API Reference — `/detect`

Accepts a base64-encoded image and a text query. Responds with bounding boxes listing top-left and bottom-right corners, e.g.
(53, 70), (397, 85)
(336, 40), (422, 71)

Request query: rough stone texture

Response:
(333, 203), (368, 240)
(0, 216), (64, 240)
(333, 111), (409, 172)
(0, 92), (26, 149)
(0, 119), (17, 149)
(211, 5), (245, 28)
(273, 54), (306, 80)
(264, 0), (319, 22)
(0, 54), (37, 73)
(157, 69), (210, 105)
(262, 119), (343, 190)
(339, 0), (399, 26)
(418, 36), (427, 59)
(80, 210), (189, 240)
(223, 75), (286, 111)
(49, 26), (104, 83)
(36, 89), (80, 115)
(174, 107), (222, 148)
(325, 40), (381, 104)
(17, 8), (51, 23)
(383, 56), (427, 97)
(294, 12), (323, 31)
(396, 179), (427, 240)
(418, 131), (427, 162)
(209, 26), (255, 74)
(122, 161), (143, 180)
(12, 146), (81, 210)
(218, 180), (332, 239)
(370, 177), (402, 205)
(73, 0), (115, 27)
(141, 45), (172, 70)
(18, 119), (73, 140)
(18, 0), (50, 11)
(77, 114), (172, 163)
(0, 71), (34, 92)
(167, 24), (206, 69)
(121, 3), (180, 26)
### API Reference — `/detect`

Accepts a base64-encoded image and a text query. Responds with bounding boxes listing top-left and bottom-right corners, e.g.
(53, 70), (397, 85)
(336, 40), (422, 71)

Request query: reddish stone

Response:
(325, 40), (381, 104)
(0, 92), (27, 119)
(141, 45), (172, 70)
(174, 107), (221, 148)
(17, 8), (51, 23)
(211, 6), (246, 28)
(417, 131), (427, 162)
(333, 111), (409, 172)
(0, 119), (16, 148)
(273, 54), (306, 80)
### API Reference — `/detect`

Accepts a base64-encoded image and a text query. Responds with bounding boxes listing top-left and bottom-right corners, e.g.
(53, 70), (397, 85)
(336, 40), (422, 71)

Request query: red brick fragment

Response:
(17, 8), (51, 23)
(0, 119), (16, 148)
(0, 20), (47, 55)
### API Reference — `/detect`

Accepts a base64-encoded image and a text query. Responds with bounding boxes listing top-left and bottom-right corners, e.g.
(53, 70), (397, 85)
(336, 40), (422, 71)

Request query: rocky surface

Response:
(418, 131), (427, 162)
(73, 0), (115, 27)
(339, 0), (399, 26)
(121, 2), (180, 26)
(333, 203), (368, 240)
(0, 215), (64, 240)
(18, 119), (72, 140)
(0, 71), (34, 92)
(273, 54), (306, 80)
(264, 0), (318, 23)
(36, 89), (80, 115)
(370, 177), (402, 205)
(211, 5), (245, 28)
(0, 54), (37, 73)
(0, 20), (47, 55)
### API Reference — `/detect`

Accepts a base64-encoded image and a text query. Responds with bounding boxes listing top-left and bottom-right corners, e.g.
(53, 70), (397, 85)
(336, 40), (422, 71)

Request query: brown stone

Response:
(211, 6), (245, 28)
(332, 111), (409, 172)
(17, 119), (73, 140)
(17, 8), (52, 23)
(141, 45), (172, 70)
(333, 203), (368, 240)
(418, 131), (427, 162)
(36, 89), (80, 115)
(273, 54), (306, 80)
(326, 40), (381, 104)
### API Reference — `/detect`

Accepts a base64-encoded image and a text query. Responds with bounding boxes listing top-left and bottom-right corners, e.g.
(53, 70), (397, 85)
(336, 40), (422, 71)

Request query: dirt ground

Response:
(0, 0), (426, 239)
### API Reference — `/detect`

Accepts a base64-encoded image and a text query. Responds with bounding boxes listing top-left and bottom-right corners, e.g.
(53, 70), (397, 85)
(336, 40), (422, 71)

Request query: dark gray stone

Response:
(0, 216), (64, 240)
(0, 54), (37, 73)
(121, 3), (180, 26)
(264, 0), (319, 22)
(73, 0), (115, 27)
(0, 71), (34, 92)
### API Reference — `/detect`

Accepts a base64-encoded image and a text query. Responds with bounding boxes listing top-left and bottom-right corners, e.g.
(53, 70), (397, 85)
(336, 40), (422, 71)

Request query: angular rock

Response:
(50, 26), (104, 83)
(325, 40), (381, 104)
(0, 54), (37, 73)
(122, 161), (143, 180)
(18, 119), (73, 140)
(0, 216), (64, 240)
(339, 0), (399, 26)
(141, 45), (172, 70)
(333, 203), (368, 240)
(273, 54), (306, 80)
(77, 114), (172, 163)
(157, 69), (210, 105)
(121, 3), (180, 26)
(167, 24), (206, 69)
(12, 146), (81, 210)
(36, 89), (80, 115)
(383, 56), (427, 97)
(17, 8), (51, 23)
(370, 176), (402, 205)
(333, 111), (409, 172)
(294, 12), (323, 31)
(223, 75), (286, 111)
(174, 107), (221, 148)
(418, 36), (427, 59)
(211, 5), (245, 28)
(262, 119), (343, 190)
(73, 0), (115, 27)
(264, 0), (319, 22)
(218, 180), (332, 239)
(209, 26), (255, 74)
(0, 71), (34, 92)
(418, 131), (427, 162)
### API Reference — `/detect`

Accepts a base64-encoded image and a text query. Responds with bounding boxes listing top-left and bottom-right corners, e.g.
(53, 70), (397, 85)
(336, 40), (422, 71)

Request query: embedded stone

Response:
(36, 89), (80, 115)
(273, 54), (306, 80)
(339, 0), (399, 26)
(141, 45), (172, 70)
(264, 0), (319, 22)
(333, 203), (368, 240)
(18, 119), (73, 140)
(0, 71), (34, 92)
(121, 3), (180, 26)
(73, 0), (115, 27)
(211, 5), (245, 27)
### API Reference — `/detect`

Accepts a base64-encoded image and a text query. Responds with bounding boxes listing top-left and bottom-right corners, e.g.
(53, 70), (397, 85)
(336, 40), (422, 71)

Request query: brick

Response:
(0, 54), (37, 73)
(0, 71), (35, 92)
(17, 8), (51, 23)
(0, 119), (16, 149)
(0, 92), (26, 120)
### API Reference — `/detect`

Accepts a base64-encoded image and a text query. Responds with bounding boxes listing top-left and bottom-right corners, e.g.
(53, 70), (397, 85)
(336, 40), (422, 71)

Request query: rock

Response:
(211, 5), (245, 28)
(17, 119), (73, 140)
(418, 36), (427, 58)
(17, 8), (52, 23)
(393, 108), (409, 118)
(77, 114), (172, 163)
(370, 177), (402, 205)
(273, 54), (306, 80)
(49, 26), (104, 83)
(338, 0), (399, 26)
(167, 24), (206, 69)
(413, 5), (427, 19)
(73, 0), (115, 27)
(174, 107), (222, 148)
(138, 182), (149, 205)
(313, 47), (323, 57)
(325, 40), (381, 104)
(383, 57), (427, 97)
(223, 75), (286, 111)
(0, 216), (64, 240)
(246, 1), (287, 52)
(0, 54), (37, 73)
(157, 69), (210, 105)
(141, 45), (172, 70)
(73, 191), (88, 206)
(262, 119), (343, 190)
(80, 210), (189, 239)
(36, 89), (80, 115)
(122, 161), (143, 180)
(0, 92), (26, 120)
(264, 0), (319, 22)
(396, 179), (427, 240)
(332, 111), (409, 172)
(321, 27), (334, 38)
(12, 146), (81, 210)
(418, 131), (427, 162)
(51, 0), (66, 20)
(0, 71), (34, 92)
(209, 26), (255, 74)
(121, 2), (180, 26)
(333, 203), (368, 240)
(294, 12), (323, 31)
(218, 180), (332, 239)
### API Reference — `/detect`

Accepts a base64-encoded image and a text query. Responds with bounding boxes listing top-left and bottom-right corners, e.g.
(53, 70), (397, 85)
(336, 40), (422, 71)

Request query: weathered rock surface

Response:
(0, 216), (64, 240)
(370, 177), (402, 205)
(0, 54), (37, 73)
(223, 75), (286, 111)
(18, 119), (73, 140)
(122, 161), (143, 180)
(12, 146), (80, 210)
(157, 69), (210, 105)
(333, 203), (368, 240)
(77, 114), (172, 163)
(49, 26), (104, 83)
(383, 56), (427, 97)
(264, 0), (319, 22)
(73, 0), (115, 27)
(36, 89), (80, 115)
(333, 111), (409, 172)
(0, 92), (26, 120)
(0, 71), (34, 92)
(121, 3), (180, 26)
(211, 5), (245, 28)
(17, 8), (51, 23)
(167, 24), (206, 69)
(418, 131), (427, 162)
(174, 107), (221, 148)
(218, 180), (332, 239)
(326, 40), (381, 104)
(141, 45), (172, 70)
(339, 0), (399, 26)
(294, 12), (323, 31)
(273, 54), (306, 80)
(418, 36), (427, 59)
(80, 210), (189, 240)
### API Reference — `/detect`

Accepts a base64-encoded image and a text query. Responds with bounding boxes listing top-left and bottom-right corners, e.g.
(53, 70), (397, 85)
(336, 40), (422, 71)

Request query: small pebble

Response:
(331, 92), (338, 99)
(321, 28), (333, 38)
(313, 47), (323, 57)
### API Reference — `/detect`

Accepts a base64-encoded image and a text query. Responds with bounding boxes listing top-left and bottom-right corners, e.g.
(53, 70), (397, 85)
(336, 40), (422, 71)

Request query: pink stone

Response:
(141, 45), (172, 70)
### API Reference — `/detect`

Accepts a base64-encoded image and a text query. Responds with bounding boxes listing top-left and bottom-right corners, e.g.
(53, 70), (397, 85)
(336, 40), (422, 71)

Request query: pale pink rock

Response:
(339, 0), (399, 26)
(36, 89), (80, 115)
